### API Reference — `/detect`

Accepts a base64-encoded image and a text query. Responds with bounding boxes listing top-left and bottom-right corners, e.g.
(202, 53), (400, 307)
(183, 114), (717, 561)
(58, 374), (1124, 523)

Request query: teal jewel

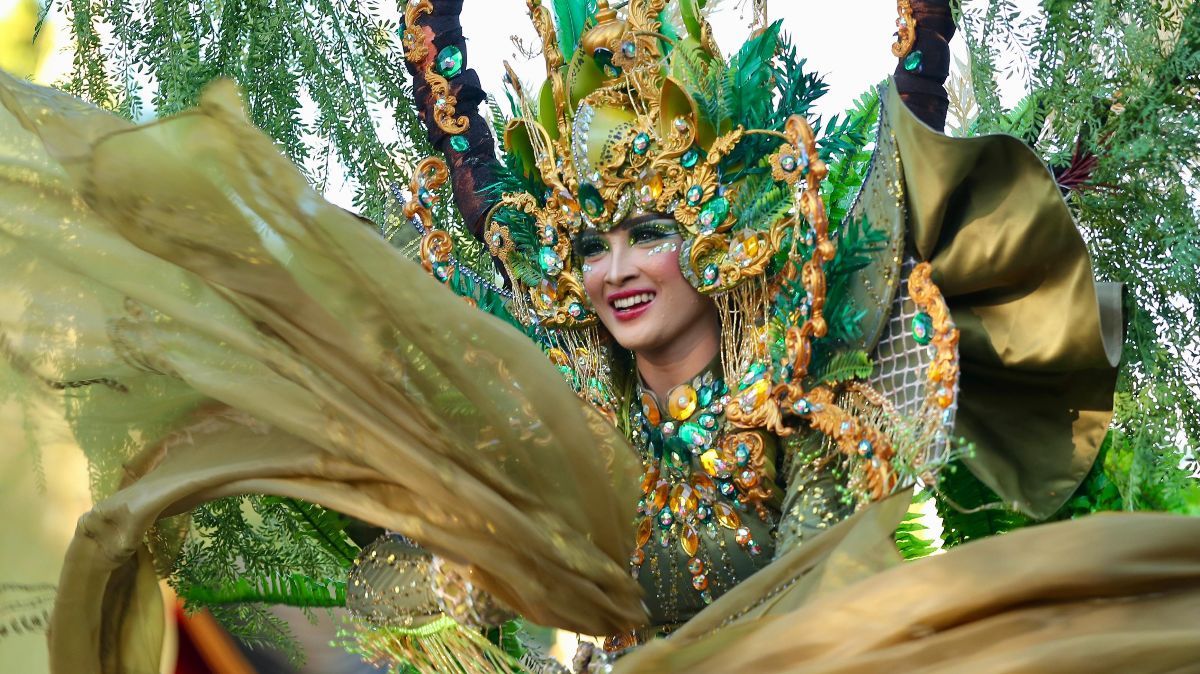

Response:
(541, 224), (558, 244)
(696, 504), (711, 521)
(449, 135), (469, 152)
(903, 50), (924, 73)
(538, 246), (564, 275)
(780, 154), (798, 172)
(686, 184), (704, 206)
(698, 386), (714, 406)
(417, 187), (434, 208)
(436, 45), (464, 78)
(658, 507), (674, 528)
(739, 361), (767, 389)
(678, 422), (711, 447)
(735, 443), (750, 466)
(568, 302), (584, 318)
(632, 132), (651, 156)
(702, 263), (719, 285)
(792, 398), (811, 415)
(680, 147), (700, 168)
(857, 440), (874, 458)
(664, 436), (688, 468)
(718, 480), (736, 497)
(912, 311), (934, 345)
(621, 40), (637, 59)
(697, 197), (729, 232)
(697, 412), (717, 430)
(578, 183), (605, 219)
(432, 262), (452, 281)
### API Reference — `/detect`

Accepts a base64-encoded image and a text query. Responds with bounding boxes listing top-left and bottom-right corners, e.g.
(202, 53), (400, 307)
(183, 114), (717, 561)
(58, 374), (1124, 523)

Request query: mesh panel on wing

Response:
(868, 257), (959, 476)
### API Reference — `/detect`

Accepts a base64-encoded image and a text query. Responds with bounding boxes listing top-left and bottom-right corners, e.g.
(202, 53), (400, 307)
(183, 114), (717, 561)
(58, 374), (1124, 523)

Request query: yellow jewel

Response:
(636, 517), (652, 547)
(739, 378), (770, 411)
(667, 384), (698, 420)
(669, 483), (698, 516)
(713, 501), (741, 529)
(680, 525), (700, 557)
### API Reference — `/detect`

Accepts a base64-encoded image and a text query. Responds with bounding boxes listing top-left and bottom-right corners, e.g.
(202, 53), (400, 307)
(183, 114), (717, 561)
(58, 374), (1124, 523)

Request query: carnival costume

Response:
(0, 1), (1198, 672)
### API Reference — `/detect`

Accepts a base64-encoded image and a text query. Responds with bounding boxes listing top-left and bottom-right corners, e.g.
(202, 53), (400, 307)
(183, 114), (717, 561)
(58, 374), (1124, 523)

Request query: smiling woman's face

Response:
(577, 216), (718, 358)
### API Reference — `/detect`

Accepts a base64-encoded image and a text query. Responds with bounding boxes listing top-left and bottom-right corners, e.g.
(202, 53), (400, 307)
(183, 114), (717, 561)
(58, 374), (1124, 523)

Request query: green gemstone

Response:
(681, 147), (700, 168)
(903, 50), (924, 73)
(739, 362), (767, 389)
(678, 422), (711, 447)
(632, 132), (651, 156)
(702, 263), (719, 285)
(686, 184), (704, 205)
(912, 311), (934, 345)
(697, 412), (717, 430)
(449, 135), (469, 152)
(579, 183), (605, 218)
(417, 187), (434, 208)
(697, 197), (729, 232)
(664, 436), (688, 467)
(698, 387), (714, 407)
(436, 45), (464, 78)
(539, 246), (563, 275)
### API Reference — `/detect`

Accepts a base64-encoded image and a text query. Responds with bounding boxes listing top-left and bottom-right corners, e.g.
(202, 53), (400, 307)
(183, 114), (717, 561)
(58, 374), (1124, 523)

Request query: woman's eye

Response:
(630, 223), (676, 245)
(576, 237), (608, 259)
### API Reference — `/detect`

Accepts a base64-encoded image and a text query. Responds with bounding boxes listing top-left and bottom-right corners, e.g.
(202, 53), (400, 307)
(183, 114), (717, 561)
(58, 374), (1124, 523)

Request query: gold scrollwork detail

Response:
(892, 0), (917, 58)
(908, 262), (960, 409)
(402, 0), (469, 135)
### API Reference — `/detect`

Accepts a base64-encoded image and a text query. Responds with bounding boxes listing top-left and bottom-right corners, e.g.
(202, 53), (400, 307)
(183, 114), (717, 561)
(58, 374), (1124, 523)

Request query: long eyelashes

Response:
(576, 221), (680, 264)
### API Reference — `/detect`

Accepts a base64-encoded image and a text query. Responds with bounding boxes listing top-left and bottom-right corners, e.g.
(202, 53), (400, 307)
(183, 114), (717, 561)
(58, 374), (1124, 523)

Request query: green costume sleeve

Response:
(887, 82), (1123, 519)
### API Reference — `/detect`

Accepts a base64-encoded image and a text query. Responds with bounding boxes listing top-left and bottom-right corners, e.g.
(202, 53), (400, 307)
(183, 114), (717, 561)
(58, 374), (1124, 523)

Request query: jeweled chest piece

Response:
(629, 371), (774, 610)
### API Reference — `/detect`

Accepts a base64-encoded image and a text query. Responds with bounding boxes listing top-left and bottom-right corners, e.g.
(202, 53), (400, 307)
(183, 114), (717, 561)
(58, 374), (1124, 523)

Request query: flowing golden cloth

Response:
(0, 72), (1196, 674)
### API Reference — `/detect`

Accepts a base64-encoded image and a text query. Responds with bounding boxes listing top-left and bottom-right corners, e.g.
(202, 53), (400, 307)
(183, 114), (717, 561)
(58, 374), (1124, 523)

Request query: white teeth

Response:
(612, 293), (655, 310)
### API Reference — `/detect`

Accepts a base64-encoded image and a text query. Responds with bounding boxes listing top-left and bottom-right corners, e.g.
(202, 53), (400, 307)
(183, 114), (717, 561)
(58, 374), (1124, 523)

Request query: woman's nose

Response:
(605, 242), (638, 286)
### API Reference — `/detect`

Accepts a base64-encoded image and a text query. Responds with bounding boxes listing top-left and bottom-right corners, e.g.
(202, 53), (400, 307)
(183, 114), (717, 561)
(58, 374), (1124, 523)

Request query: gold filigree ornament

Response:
(404, 156), (477, 306)
(908, 261), (961, 410)
(402, 0), (469, 135)
(892, 0), (917, 59)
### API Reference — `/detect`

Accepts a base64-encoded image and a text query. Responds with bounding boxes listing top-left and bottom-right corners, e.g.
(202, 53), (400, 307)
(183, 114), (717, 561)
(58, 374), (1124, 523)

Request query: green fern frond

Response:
(262, 497), (359, 568)
(894, 490), (939, 560)
(812, 350), (873, 385)
(180, 573), (347, 608)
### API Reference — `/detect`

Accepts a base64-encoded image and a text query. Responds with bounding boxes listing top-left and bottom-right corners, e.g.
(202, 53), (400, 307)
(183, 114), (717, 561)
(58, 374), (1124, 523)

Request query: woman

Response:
(1, 1), (1198, 673)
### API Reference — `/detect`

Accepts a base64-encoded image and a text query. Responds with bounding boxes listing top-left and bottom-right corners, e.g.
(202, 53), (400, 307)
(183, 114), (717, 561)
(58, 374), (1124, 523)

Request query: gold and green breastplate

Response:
(623, 367), (784, 632)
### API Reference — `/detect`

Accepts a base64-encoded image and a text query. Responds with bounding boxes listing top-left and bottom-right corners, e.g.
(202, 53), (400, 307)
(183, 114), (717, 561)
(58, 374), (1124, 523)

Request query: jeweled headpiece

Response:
(484, 0), (819, 330)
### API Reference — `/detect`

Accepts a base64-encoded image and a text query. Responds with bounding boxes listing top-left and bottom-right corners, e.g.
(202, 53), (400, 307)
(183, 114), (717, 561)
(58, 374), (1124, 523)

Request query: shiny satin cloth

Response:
(1, 71), (1196, 674)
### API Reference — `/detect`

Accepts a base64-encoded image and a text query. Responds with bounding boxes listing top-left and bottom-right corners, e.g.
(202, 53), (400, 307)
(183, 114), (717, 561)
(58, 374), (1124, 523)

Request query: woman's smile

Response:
(608, 289), (658, 320)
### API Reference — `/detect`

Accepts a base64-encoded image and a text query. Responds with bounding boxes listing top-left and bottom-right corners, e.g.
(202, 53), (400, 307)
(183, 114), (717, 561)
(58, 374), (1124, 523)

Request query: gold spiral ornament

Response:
(892, 0), (917, 58)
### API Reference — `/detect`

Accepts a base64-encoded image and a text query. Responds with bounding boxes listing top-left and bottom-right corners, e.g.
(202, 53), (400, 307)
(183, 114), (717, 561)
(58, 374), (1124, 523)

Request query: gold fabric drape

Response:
(888, 84), (1124, 518)
(0, 72), (642, 672)
(1, 71), (1196, 674)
